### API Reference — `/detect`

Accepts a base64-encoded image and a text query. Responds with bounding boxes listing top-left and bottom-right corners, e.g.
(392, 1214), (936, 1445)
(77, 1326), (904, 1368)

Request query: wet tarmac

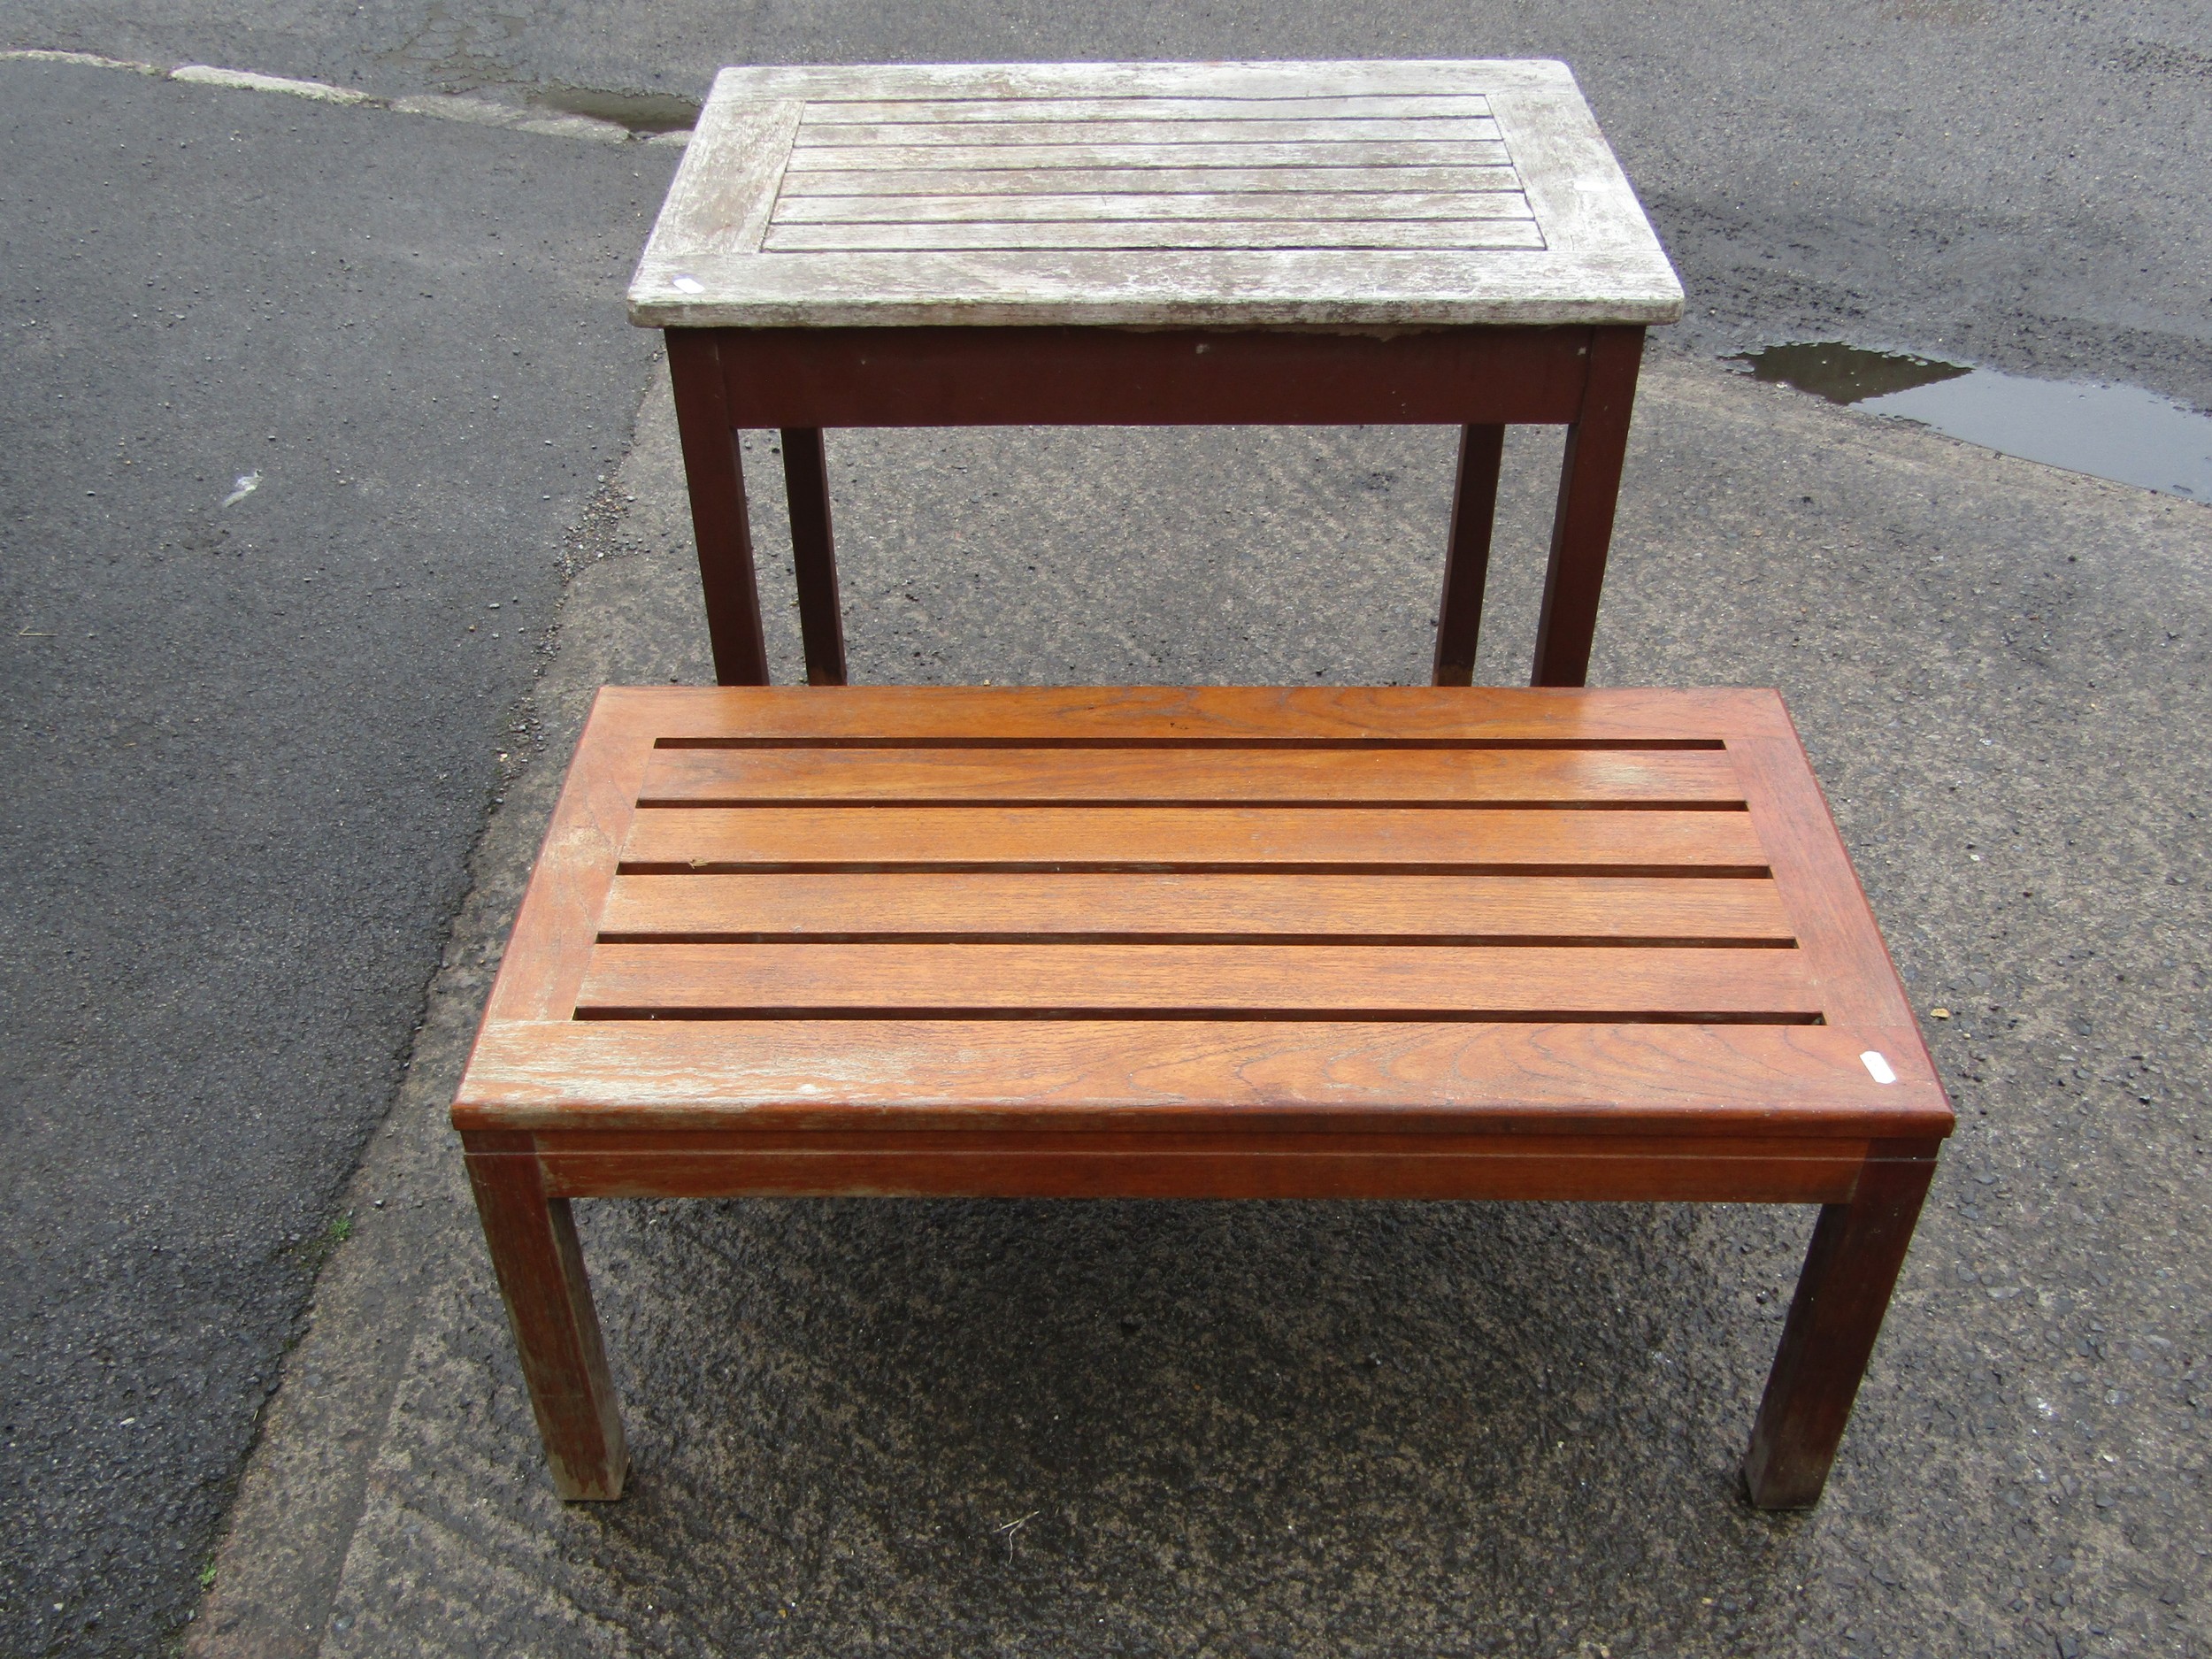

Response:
(1739, 343), (2212, 503)
(527, 83), (699, 134)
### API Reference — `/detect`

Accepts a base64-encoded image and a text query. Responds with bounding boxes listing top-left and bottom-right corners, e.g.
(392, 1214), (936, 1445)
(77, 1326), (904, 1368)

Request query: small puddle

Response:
(1734, 342), (2212, 502)
(529, 84), (699, 134)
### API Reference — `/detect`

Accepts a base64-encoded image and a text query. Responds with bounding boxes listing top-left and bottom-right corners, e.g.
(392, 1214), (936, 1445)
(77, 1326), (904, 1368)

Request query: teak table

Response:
(626, 58), (1685, 689)
(457, 687), (1953, 1509)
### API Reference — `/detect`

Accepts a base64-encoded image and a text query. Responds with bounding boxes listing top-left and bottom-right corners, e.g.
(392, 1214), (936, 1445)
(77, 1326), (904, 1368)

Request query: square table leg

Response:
(1532, 326), (1646, 687)
(779, 426), (849, 686)
(465, 1151), (627, 1501)
(1432, 422), (1507, 686)
(667, 330), (770, 686)
(1740, 1150), (1937, 1509)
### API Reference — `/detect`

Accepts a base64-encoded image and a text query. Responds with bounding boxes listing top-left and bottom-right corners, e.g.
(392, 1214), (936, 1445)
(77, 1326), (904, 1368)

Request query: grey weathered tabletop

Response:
(627, 59), (1683, 330)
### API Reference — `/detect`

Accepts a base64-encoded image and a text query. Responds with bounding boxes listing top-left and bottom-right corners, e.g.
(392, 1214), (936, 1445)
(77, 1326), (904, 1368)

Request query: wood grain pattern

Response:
(791, 117), (1508, 147)
(769, 92), (1529, 257)
(611, 684), (1795, 743)
(1741, 1154), (1937, 1507)
(704, 324), (1597, 428)
(477, 692), (658, 1026)
(456, 1017), (1948, 1135)
(665, 332), (771, 687)
(456, 685), (1947, 1509)
(772, 191), (1537, 225)
(574, 941), (1820, 1020)
(598, 872), (1795, 944)
(781, 140), (1516, 172)
(518, 1141), (1868, 1204)
(464, 1155), (626, 1498)
(627, 60), (1683, 328)
(762, 219), (1548, 254)
(777, 165), (1527, 197)
(799, 95), (1500, 124)
(1533, 324), (1644, 687)
(617, 804), (1769, 874)
(635, 743), (1747, 805)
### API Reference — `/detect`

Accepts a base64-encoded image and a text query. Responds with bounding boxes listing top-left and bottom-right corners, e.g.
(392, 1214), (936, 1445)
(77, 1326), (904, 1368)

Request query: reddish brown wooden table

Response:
(455, 685), (1951, 1508)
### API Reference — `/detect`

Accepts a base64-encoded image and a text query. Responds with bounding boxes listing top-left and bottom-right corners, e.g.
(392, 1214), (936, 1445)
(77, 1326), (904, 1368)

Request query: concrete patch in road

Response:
(3, 47), (654, 142)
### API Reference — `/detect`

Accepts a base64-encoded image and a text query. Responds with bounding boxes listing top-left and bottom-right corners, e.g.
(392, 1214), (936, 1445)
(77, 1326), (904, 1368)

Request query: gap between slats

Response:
(651, 739), (1732, 751)
(577, 1008), (1824, 1025)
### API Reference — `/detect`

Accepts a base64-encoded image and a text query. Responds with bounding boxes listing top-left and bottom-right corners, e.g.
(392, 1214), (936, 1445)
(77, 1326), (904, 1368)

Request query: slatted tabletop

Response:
(627, 60), (1683, 327)
(457, 687), (1948, 1147)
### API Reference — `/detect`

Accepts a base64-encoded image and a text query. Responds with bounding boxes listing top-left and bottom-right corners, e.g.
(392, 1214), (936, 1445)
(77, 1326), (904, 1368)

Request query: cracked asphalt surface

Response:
(0, 2), (2206, 1655)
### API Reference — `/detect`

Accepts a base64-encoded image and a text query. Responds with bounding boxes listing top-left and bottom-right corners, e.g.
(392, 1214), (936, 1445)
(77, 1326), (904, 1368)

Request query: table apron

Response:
(695, 324), (1602, 427)
(470, 1135), (1908, 1203)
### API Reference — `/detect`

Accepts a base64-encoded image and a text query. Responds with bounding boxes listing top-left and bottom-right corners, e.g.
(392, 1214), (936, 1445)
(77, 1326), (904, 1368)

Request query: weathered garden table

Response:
(626, 58), (1686, 687)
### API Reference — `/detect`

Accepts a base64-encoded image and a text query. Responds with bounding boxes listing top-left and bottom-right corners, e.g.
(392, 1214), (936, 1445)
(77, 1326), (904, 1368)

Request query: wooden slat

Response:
(772, 191), (1537, 226)
(457, 1018), (1952, 1136)
(599, 873), (1796, 945)
(762, 219), (1548, 253)
(574, 943), (1819, 1020)
(799, 96), (1500, 125)
(793, 118), (1505, 147)
(1734, 732), (1925, 1033)
(618, 806), (1769, 874)
(777, 165), (1526, 197)
(480, 691), (659, 1025)
(644, 97), (801, 258)
(607, 686), (1796, 745)
(783, 141), (1514, 173)
(636, 745), (1747, 805)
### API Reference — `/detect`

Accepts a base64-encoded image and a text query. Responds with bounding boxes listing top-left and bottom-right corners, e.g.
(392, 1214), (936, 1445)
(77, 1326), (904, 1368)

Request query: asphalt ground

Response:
(4, 0), (2208, 408)
(0, 59), (672, 1655)
(198, 357), (2212, 1657)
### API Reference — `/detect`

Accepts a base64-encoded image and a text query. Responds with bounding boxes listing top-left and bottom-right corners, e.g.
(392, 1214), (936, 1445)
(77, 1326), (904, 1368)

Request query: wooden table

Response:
(456, 685), (1952, 1508)
(627, 59), (1685, 688)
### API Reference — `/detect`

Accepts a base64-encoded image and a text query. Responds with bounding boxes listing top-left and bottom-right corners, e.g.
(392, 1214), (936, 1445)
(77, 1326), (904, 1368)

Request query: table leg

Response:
(780, 427), (849, 685)
(1432, 423), (1506, 686)
(666, 329), (771, 686)
(1532, 326), (1645, 687)
(466, 1154), (627, 1501)
(1740, 1154), (1935, 1509)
